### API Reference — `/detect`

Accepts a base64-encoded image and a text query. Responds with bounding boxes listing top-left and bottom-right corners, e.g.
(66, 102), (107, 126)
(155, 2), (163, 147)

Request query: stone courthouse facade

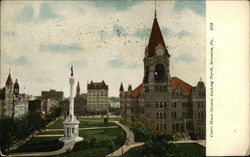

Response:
(120, 12), (205, 139)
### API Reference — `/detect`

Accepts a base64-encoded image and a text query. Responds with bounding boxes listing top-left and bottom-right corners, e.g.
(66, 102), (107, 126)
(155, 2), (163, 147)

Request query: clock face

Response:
(156, 48), (164, 56)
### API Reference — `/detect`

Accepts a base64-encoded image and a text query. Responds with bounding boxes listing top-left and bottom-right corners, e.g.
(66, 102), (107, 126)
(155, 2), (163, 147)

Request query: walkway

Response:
(168, 140), (206, 147)
(7, 141), (74, 157)
(106, 121), (144, 157)
(44, 126), (118, 132)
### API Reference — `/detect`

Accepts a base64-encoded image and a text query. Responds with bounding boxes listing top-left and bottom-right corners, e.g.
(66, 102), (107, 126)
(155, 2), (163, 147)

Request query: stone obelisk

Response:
(59, 66), (83, 143)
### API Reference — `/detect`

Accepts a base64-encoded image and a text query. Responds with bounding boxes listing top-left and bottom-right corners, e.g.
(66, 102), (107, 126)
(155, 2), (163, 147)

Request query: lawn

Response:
(13, 137), (64, 153)
(47, 119), (117, 129)
(79, 117), (121, 121)
(47, 119), (64, 129)
(123, 143), (205, 157)
(53, 127), (126, 157)
(39, 131), (64, 135)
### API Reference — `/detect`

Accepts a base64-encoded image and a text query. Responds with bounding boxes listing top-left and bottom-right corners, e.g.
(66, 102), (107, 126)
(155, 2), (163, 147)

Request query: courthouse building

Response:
(120, 11), (205, 139)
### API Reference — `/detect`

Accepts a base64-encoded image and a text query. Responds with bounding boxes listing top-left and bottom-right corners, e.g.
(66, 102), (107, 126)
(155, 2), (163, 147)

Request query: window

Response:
(164, 86), (167, 92)
(160, 112), (162, 119)
(154, 64), (165, 83)
(164, 112), (166, 118)
(160, 102), (162, 108)
(156, 102), (158, 108)
(156, 112), (159, 119)
(157, 124), (159, 131)
(164, 102), (167, 108)
(164, 124), (166, 130)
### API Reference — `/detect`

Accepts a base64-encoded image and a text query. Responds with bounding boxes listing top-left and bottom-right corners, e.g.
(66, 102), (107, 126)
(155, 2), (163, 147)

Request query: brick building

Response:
(87, 80), (109, 115)
(120, 12), (205, 139)
(41, 89), (64, 113)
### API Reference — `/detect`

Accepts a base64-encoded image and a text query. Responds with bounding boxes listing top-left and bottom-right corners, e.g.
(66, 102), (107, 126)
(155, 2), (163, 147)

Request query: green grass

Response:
(47, 119), (117, 129)
(79, 117), (121, 121)
(123, 143), (205, 157)
(39, 131), (64, 135)
(79, 121), (116, 128)
(54, 127), (126, 157)
(13, 137), (64, 153)
(47, 119), (64, 129)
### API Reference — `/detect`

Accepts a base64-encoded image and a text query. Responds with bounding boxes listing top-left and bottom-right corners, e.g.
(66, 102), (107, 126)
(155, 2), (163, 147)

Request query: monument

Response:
(59, 66), (83, 143)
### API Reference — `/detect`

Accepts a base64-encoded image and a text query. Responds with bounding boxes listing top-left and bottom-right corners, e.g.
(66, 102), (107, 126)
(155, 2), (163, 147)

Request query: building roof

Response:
(119, 83), (124, 91)
(6, 73), (13, 85)
(87, 80), (108, 90)
(123, 83), (143, 98)
(131, 83), (143, 97)
(122, 77), (193, 98)
(171, 77), (192, 96)
(147, 17), (170, 57)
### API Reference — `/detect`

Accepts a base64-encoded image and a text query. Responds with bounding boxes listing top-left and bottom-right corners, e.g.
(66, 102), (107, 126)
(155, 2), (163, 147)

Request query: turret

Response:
(14, 79), (19, 96)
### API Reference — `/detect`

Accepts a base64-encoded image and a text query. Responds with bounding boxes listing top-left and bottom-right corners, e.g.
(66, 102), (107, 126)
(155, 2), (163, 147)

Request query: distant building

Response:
(120, 11), (205, 139)
(0, 73), (28, 118)
(74, 82), (87, 116)
(28, 99), (42, 112)
(41, 89), (64, 113)
(87, 80), (109, 115)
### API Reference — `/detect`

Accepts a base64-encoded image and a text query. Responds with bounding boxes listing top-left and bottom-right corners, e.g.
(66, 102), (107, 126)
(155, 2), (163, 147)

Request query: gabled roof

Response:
(147, 18), (170, 57)
(6, 73), (13, 85)
(87, 80), (108, 90)
(123, 83), (143, 98)
(131, 83), (143, 97)
(171, 77), (192, 96)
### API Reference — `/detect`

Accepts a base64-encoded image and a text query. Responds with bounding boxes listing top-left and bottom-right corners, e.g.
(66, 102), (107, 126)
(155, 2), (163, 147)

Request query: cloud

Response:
(15, 3), (60, 23)
(177, 30), (192, 38)
(113, 24), (126, 37)
(38, 2), (59, 20)
(40, 43), (83, 53)
(107, 57), (125, 68)
(161, 27), (172, 37)
(3, 31), (17, 37)
(92, 0), (142, 11)
(173, 0), (205, 16)
(98, 30), (114, 40)
(68, 60), (88, 68)
(31, 76), (54, 84)
(16, 5), (34, 22)
(172, 53), (197, 63)
(4, 56), (31, 66)
(133, 28), (151, 38)
(107, 57), (140, 69)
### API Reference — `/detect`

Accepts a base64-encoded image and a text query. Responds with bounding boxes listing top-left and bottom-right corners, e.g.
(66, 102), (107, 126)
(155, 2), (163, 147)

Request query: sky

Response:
(1, 0), (205, 97)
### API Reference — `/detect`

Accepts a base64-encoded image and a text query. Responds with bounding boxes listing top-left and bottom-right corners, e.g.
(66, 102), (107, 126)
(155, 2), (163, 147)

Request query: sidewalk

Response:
(7, 141), (74, 157)
(106, 121), (144, 157)
(168, 140), (206, 147)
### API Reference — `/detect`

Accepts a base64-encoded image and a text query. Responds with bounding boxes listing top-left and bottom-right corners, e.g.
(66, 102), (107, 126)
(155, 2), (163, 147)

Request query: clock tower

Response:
(142, 8), (172, 131)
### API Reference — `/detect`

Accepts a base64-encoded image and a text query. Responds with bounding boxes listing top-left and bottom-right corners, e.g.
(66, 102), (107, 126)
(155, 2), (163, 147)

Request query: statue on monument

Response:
(71, 65), (74, 77)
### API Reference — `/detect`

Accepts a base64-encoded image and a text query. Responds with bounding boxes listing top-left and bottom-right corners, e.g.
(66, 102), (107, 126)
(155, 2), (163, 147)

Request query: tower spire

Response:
(154, 0), (157, 18)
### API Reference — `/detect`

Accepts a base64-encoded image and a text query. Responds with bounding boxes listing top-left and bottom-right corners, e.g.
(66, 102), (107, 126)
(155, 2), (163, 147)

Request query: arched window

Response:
(143, 66), (149, 83)
(154, 64), (165, 82)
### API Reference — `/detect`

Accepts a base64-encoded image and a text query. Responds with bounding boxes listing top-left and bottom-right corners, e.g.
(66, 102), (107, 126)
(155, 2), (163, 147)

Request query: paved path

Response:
(106, 121), (144, 157)
(168, 140), (206, 147)
(7, 141), (74, 157)
(43, 126), (119, 132)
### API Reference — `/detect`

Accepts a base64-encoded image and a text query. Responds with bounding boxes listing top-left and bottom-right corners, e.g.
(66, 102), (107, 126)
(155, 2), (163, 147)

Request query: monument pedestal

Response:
(59, 115), (83, 143)
(59, 69), (83, 143)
